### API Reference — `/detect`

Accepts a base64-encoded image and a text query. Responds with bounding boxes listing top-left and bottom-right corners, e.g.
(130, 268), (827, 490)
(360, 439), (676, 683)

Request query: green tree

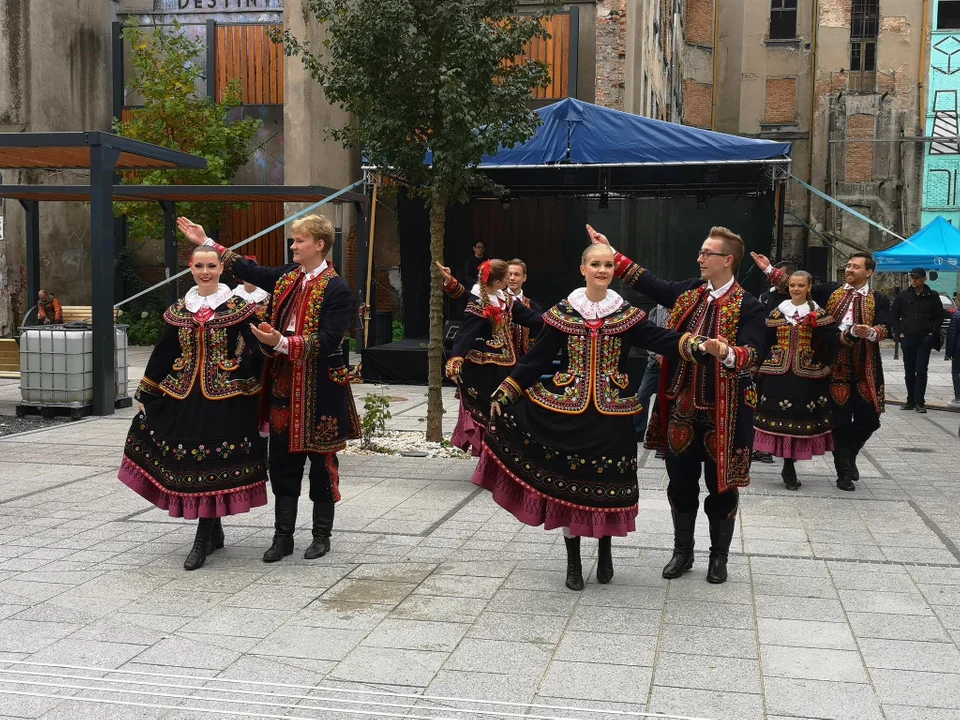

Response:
(275, 0), (551, 441)
(113, 21), (261, 250)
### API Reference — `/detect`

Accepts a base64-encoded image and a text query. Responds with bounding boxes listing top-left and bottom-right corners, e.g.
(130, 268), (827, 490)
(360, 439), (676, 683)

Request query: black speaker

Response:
(806, 246), (829, 284)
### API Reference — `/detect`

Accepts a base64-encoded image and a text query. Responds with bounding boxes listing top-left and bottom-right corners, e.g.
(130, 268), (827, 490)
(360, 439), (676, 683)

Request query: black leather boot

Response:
(834, 447), (855, 491)
(662, 511), (697, 579)
(706, 515), (736, 584)
(781, 459), (801, 491)
(848, 441), (864, 482)
(597, 536), (614, 584)
(262, 495), (298, 563)
(563, 536), (584, 591)
(184, 518), (216, 571)
(210, 518), (225, 552)
(303, 502), (335, 559)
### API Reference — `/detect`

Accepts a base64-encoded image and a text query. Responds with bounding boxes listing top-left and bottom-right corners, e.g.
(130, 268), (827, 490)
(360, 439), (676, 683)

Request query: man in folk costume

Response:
(178, 214), (361, 562)
(587, 225), (766, 584)
(752, 251), (888, 492)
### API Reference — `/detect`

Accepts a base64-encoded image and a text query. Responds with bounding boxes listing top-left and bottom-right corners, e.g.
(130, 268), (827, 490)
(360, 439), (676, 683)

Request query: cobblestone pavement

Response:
(0, 348), (958, 719)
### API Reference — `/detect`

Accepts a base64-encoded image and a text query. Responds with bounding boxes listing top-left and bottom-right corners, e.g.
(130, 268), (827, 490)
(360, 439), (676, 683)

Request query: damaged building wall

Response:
(0, 0), (116, 336)
(625, 0), (683, 120)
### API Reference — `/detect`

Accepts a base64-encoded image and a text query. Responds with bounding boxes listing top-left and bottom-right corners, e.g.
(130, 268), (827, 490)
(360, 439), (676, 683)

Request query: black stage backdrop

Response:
(398, 192), (776, 323)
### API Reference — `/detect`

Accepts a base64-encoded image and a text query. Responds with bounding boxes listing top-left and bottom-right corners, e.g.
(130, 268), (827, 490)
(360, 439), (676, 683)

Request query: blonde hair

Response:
(581, 244), (615, 264)
(507, 258), (527, 274)
(708, 226), (744, 269)
(291, 214), (336, 256)
(790, 270), (814, 304)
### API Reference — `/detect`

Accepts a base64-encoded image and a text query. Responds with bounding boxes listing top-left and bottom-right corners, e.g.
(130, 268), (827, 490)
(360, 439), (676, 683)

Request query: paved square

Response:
(1, 347), (959, 719)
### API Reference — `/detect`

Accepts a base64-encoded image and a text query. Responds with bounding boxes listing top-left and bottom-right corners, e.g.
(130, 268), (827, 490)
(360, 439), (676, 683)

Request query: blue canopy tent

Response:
(874, 216), (960, 272)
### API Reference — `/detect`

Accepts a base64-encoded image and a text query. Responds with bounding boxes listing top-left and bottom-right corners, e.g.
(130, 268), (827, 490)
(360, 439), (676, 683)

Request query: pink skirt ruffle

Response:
(753, 430), (834, 461)
(451, 396), (484, 457)
(118, 456), (268, 519)
(472, 446), (637, 539)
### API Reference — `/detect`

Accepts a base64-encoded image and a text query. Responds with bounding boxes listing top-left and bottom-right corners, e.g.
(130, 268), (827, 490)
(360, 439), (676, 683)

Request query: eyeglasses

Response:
(698, 250), (731, 259)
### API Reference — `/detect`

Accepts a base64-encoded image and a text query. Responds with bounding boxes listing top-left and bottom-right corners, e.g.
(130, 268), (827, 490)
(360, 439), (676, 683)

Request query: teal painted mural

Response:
(921, 4), (960, 293)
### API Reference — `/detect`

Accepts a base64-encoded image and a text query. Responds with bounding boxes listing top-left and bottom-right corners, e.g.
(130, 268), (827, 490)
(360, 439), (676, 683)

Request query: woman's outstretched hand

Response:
(750, 252), (771, 272)
(250, 321), (282, 348)
(177, 217), (207, 246)
(585, 224), (610, 247)
(490, 400), (502, 418)
(435, 262), (454, 284)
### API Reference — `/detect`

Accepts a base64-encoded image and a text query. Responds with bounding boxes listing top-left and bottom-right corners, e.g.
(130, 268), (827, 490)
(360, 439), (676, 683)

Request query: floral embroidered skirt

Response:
(473, 400), (639, 539)
(753, 373), (834, 461)
(452, 362), (511, 456)
(119, 389), (268, 519)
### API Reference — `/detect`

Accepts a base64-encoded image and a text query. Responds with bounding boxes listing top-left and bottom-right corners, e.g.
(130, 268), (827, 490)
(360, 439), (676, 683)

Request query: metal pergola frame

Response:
(0, 133), (371, 416)
(0, 132), (208, 416)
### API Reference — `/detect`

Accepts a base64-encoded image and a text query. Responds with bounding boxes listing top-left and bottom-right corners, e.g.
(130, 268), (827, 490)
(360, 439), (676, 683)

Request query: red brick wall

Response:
(763, 78), (797, 124)
(683, 79), (713, 128)
(686, 0), (714, 46)
(845, 114), (876, 182)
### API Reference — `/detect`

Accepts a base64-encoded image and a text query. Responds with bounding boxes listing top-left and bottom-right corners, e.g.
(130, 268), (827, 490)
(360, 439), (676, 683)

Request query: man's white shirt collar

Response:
(302, 260), (328, 282)
(843, 283), (870, 296)
(706, 276), (735, 300)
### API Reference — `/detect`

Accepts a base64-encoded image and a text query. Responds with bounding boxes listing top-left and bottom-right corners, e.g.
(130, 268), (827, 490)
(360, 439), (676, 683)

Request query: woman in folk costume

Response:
(586, 225), (766, 585)
(445, 259), (544, 456)
(476, 244), (712, 591)
(232, 255), (271, 320)
(119, 246), (268, 571)
(753, 271), (839, 491)
(178, 214), (361, 564)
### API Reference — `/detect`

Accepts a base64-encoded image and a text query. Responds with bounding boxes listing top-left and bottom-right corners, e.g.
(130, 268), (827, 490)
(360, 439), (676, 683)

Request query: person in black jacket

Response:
(946, 310), (960, 406)
(463, 240), (488, 286)
(891, 268), (945, 413)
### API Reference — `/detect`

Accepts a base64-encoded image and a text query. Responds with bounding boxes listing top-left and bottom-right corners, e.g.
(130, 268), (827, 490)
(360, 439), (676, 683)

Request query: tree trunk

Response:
(425, 195), (447, 442)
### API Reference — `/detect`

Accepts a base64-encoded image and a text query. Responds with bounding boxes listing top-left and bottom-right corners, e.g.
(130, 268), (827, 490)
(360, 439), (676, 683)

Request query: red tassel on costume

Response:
(482, 303), (504, 325)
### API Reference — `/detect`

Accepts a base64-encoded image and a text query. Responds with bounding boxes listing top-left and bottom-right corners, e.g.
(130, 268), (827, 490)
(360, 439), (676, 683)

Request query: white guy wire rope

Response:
(0, 660), (721, 720)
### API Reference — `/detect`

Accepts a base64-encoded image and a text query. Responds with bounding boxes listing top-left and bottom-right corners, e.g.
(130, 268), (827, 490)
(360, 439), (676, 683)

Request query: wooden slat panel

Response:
(518, 15), (571, 100)
(214, 24), (283, 105)
(223, 202), (286, 267)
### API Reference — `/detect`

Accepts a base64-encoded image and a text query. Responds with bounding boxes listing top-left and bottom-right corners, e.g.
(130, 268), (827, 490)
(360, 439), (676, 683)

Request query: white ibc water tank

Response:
(19, 326), (130, 406)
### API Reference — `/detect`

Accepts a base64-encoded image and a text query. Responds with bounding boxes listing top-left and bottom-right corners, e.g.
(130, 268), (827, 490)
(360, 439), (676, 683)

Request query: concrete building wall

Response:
(0, 0), (117, 336)
(625, 0), (683, 120)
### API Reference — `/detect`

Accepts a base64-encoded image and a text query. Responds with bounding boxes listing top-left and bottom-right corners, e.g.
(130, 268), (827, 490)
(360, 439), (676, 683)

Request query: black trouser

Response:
(830, 382), (881, 452)
(269, 429), (341, 503)
(901, 334), (935, 404)
(665, 415), (739, 521)
(952, 356), (960, 400)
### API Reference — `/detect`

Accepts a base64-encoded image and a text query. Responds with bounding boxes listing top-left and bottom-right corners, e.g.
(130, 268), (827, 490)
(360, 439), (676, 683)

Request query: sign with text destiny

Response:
(159, 0), (282, 12)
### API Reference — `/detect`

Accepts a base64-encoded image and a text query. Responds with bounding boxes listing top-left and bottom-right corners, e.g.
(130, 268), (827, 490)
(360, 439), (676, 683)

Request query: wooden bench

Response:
(0, 337), (18, 377)
(58, 306), (121, 324)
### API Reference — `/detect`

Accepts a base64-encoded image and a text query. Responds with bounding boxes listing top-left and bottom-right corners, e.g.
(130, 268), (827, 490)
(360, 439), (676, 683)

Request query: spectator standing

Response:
(891, 268), (944, 413)
(946, 310), (960, 407)
(463, 240), (488, 286)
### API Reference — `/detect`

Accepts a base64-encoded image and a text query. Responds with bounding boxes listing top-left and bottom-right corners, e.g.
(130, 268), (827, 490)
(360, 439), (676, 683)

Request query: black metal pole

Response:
(354, 199), (368, 354)
(18, 200), (40, 309)
(160, 201), (178, 307)
(206, 20), (217, 102)
(90, 142), (121, 416)
(775, 179), (786, 262)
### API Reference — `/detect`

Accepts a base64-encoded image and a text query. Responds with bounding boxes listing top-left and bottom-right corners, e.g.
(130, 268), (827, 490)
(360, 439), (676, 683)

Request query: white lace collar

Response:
(778, 299), (820, 324)
(232, 284), (270, 303)
(184, 284), (233, 313)
(567, 287), (625, 319)
(470, 284), (506, 305)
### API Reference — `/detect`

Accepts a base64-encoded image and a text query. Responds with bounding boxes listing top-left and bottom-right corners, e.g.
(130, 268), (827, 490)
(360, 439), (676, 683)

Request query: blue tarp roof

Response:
(471, 98), (792, 167)
(874, 216), (960, 272)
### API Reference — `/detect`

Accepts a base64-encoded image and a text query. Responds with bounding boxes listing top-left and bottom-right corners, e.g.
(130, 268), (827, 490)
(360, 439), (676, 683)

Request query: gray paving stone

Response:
(846, 610), (952, 641)
(754, 595), (847, 623)
(653, 652), (762, 694)
(647, 686), (764, 720)
(250, 625), (367, 662)
(390, 594), (488, 623)
(763, 677), (884, 720)
(442, 638), (553, 675)
(328, 645), (447, 686)
(881, 707), (960, 720)
(760, 645), (869, 683)
(322, 578), (417, 606)
(0, 619), (81, 654)
(221, 582), (322, 611)
(27, 638), (148, 669)
(659, 624), (759, 659)
(427, 669), (538, 704)
(539, 660), (652, 704)
(838, 588), (934, 616)
(362, 618), (469, 652)
(858, 637), (960, 672)
(134, 635), (241, 671)
(663, 600), (757, 630)
(567, 605), (663, 636)
(179, 606), (296, 639)
(412, 574), (504, 599)
(870, 668), (960, 709)
(348, 562), (437, 584)
(757, 617), (857, 650)
(554, 630), (657, 666)
(485, 588), (579, 617)
(465, 611), (567, 645)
